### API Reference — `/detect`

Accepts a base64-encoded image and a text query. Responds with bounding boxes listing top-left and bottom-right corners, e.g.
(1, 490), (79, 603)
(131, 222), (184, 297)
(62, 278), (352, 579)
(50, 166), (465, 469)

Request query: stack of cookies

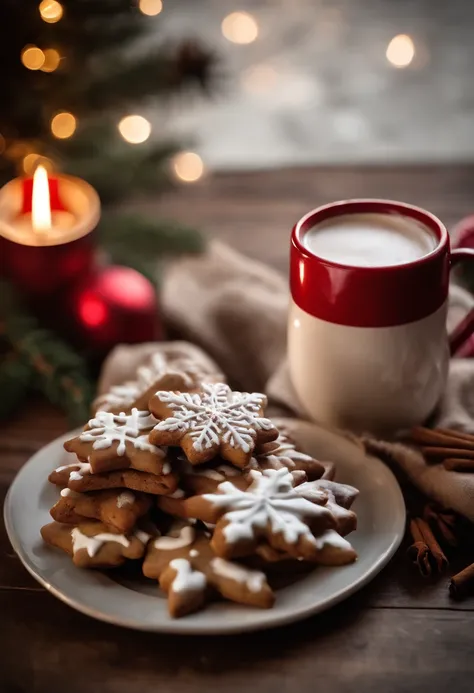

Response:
(41, 349), (359, 619)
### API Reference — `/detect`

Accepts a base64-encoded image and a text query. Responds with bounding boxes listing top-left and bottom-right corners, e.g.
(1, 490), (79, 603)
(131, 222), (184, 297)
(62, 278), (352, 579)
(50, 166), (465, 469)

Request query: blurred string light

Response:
(386, 34), (415, 68)
(172, 151), (204, 183)
(21, 46), (45, 70)
(221, 12), (259, 44)
(39, 0), (63, 23)
(22, 154), (54, 175)
(139, 0), (163, 16)
(41, 48), (61, 72)
(51, 112), (77, 139)
(241, 63), (278, 93)
(118, 115), (151, 143)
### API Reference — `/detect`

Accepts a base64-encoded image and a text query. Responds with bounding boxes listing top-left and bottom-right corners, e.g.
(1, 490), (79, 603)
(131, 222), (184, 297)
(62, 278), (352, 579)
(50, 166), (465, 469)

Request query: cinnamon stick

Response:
(407, 518), (448, 576)
(410, 427), (474, 451)
(443, 458), (474, 472)
(436, 428), (474, 444)
(450, 562), (474, 599)
(407, 519), (431, 577)
(421, 447), (474, 460)
(416, 518), (448, 572)
(423, 505), (458, 547)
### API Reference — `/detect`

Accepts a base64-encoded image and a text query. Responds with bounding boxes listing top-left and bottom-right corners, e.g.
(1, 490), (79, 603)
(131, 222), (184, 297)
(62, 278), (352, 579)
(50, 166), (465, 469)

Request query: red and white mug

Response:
(288, 199), (474, 435)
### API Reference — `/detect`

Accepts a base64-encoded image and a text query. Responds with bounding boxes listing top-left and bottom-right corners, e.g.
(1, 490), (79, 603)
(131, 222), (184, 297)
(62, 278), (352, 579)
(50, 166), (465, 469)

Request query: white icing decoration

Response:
(94, 381), (142, 412)
(168, 489), (185, 499)
(267, 434), (314, 462)
(196, 465), (240, 480)
(154, 525), (195, 550)
(162, 462), (171, 475)
(55, 461), (91, 481)
(211, 557), (265, 592)
(251, 433), (314, 470)
(313, 529), (353, 552)
(189, 549), (199, 557)
(117, 491), (135, 508)
(80, 408), (161, 456)
(60, 488), (82, 498)
(203, 468), (331, 546)
(94, 352), (201, 411)
(169, 558), (207, 594)
(71, 528), (130, 557)
(153, 383), (273, 453)
(134, 529), (152, 544)
(69, 471), (83, 481)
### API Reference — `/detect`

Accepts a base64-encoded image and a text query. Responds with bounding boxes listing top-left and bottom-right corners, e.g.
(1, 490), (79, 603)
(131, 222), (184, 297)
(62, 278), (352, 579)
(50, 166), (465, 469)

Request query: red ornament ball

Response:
(72, 265), (161, 352)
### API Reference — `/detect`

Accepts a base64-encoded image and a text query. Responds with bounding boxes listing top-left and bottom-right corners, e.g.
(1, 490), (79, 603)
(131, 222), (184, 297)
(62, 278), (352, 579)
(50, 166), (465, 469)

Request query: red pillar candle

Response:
(0, 166), (100, 297)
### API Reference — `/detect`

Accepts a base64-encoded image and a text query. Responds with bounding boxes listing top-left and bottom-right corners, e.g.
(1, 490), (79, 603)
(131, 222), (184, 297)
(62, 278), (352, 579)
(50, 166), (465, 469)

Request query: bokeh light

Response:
(172, 151), (205, 183)
(22, 154), (40, 175)
(79, 294), (108, 328)
(139, 0), (163, 16)
(221, 12), (259, 44)
(39, 0), (63, 23)
(118, 115), (151, 144)
(41, 48), (61, 72)
(241, 64), (278, 93)
(386, 34), (415, 68)
(21, 46), (45, 71)
(51, 112), (77, 139)
(22, 154), (54, 175)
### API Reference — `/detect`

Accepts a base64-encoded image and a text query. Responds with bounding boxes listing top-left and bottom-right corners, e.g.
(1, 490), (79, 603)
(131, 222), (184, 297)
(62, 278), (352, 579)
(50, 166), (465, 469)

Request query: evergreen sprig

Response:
(0, 281), (93, 423)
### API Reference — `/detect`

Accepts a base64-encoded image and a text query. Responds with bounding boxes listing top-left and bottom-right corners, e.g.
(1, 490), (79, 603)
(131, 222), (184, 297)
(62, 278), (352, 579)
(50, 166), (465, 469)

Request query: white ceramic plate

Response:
(4, 418), (405, 634)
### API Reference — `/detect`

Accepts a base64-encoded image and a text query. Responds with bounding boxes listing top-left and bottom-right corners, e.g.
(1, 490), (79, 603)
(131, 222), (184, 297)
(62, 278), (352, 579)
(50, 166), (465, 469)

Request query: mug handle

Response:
(449, 248), (474, 356)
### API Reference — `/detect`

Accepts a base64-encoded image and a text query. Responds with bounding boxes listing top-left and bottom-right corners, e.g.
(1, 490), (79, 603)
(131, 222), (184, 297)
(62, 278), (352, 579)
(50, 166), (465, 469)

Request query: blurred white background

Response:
(142, 0), (474, 171)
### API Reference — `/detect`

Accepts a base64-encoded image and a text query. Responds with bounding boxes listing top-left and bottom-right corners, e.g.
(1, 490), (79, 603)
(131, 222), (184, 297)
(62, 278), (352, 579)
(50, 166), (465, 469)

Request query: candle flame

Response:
(32, 165), (52, 232)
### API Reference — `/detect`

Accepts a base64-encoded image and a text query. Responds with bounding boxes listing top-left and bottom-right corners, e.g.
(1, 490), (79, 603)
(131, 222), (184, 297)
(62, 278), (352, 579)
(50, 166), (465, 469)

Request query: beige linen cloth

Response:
(98, 242), (474, 521)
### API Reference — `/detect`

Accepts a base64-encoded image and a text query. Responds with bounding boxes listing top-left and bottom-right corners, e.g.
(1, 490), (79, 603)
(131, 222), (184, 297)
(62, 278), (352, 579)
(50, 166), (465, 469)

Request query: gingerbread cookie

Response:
(159, 468), (344, 561)
(168, 456), (306, 501)
(149, 383), (278, 466)
(41, 521), (149, 568)
(295, 478), (358, 536)
(50, 488), (152, 534)
(64, 409), (169, 476)
(49, 464), (178, 496)
(254, 527), (357, 566)
(143, 521), (274, 617)
(93, 348), (224, 414)
(248, 430), (325, 480)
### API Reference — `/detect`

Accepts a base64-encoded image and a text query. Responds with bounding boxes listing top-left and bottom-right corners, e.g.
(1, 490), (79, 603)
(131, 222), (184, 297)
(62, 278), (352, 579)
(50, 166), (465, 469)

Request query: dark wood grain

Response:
(2, 165), (474, 692)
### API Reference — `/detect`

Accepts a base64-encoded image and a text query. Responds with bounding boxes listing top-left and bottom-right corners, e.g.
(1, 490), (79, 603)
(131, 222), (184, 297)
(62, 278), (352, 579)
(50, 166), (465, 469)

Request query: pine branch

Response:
(0, 350), (33, 419)
(77, 43), (216, 111)
(0, 280), (93, 423)
(62, 140), (181, 203)
(99, 212), (205, 260)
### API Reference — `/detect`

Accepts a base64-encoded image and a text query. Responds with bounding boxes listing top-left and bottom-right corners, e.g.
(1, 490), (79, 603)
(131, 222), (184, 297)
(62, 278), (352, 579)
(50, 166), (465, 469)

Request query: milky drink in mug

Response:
(288, 200), (474, 435)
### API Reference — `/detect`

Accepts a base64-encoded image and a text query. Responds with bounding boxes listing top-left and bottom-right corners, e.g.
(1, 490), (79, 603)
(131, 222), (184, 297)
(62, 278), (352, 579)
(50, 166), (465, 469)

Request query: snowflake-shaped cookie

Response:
(183, 468), (337, 560)
(249, 431), (325, 480)
(64, 409), (170, 476)
(93, 350), (223, 414)
(149, 383), (278, 466)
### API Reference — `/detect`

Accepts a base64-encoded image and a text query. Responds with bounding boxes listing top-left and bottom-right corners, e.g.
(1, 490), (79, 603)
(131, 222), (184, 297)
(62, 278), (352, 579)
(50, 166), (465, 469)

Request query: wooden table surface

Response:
(2, 164), (474, 693)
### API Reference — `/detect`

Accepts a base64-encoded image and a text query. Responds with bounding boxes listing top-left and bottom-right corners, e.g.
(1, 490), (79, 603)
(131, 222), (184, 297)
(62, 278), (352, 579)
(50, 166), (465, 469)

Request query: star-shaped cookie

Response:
(149, 383), (278, 466)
